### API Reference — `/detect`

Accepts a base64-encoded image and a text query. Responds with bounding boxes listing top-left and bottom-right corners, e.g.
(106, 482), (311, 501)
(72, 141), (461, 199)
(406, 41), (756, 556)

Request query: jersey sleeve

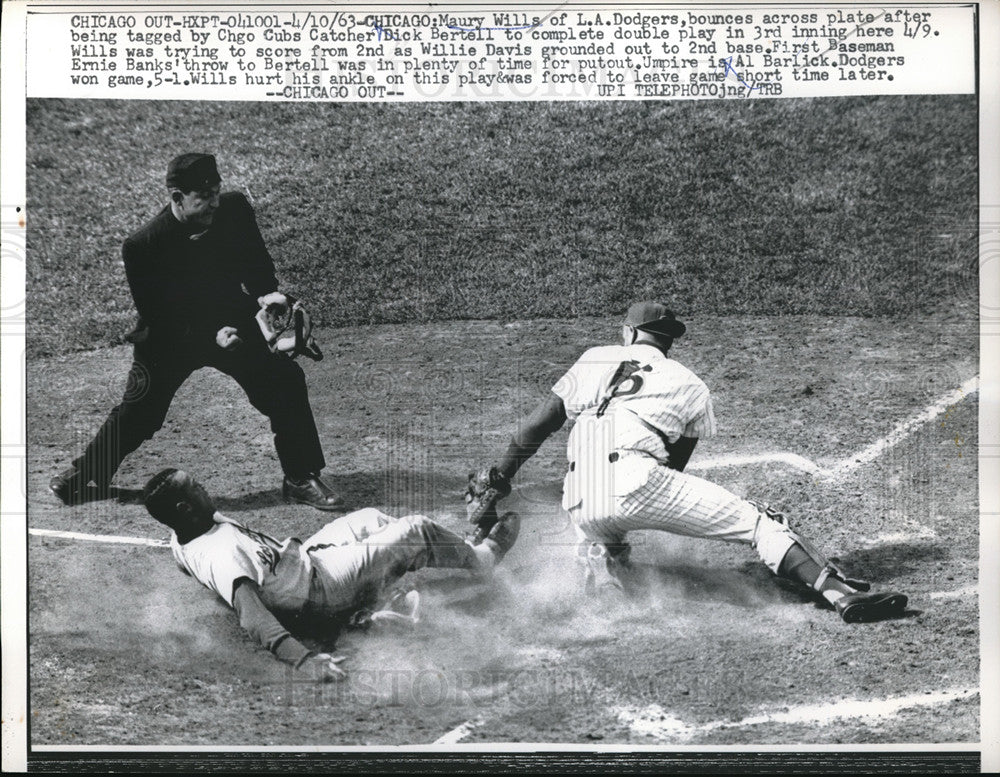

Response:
(122, 237), (169, 333)
(171, 525), (275, 607)
(682, 391), (717, 439)
(230, 192), (279, 297)
(232, 580), (313, 667)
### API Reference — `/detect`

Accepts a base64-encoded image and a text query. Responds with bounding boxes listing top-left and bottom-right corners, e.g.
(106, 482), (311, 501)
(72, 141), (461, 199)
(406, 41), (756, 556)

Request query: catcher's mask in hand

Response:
(255, 293), (323, 361)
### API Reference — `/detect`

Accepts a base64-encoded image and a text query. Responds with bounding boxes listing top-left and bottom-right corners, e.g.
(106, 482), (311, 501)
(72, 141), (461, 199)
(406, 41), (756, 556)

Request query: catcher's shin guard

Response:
(749, 501), (870, 593)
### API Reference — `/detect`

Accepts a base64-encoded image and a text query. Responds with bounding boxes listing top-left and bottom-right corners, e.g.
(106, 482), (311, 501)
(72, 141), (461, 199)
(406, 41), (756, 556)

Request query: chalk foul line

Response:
(825, 375), (979, 479)
(433, 716), (485, 745)
(616, 687), (979, 742)
(435, 685), (979, 745)
(29, 527), (169, 547)
(689, 452), (824, 476)
(928, 585), (978, 601)
(688, 375), (979, 481)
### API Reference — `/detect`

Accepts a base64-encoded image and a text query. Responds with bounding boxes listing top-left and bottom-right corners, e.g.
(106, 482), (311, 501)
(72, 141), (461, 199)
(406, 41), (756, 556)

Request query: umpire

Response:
(50, 153), (342, 511)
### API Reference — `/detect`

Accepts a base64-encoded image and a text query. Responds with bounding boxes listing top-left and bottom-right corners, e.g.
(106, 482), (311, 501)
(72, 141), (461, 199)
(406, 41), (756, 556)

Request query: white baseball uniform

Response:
(172, 508), (484, 618)
(552, 343), (795, 570)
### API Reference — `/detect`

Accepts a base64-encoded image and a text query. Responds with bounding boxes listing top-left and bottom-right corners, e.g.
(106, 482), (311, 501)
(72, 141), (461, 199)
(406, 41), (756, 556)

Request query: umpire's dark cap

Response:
(166, 153), (221, 192)
(625, 301), (686, 338)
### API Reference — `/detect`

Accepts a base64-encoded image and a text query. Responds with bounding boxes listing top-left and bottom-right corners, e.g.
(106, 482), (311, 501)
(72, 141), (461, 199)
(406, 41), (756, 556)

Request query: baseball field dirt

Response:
(26, 314), (979, 746)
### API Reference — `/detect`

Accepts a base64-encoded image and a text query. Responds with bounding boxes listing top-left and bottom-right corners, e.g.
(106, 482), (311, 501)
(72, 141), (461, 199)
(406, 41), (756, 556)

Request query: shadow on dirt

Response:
(111, 486), (144, 504)
(42, 484), (144, 507)
(213, 489), (287, 511)
(208, 470), (477, 515)
(97, 470), (550, 517)
(626, 560), (808, 608)
(832, 542), (948, 581)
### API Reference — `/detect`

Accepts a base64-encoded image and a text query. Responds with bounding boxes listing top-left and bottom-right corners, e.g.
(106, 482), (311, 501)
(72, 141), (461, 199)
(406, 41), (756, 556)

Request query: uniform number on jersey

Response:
(255, 545), (280, 575)
(234, 524), (281, 574)
(596, 360), (652, 417)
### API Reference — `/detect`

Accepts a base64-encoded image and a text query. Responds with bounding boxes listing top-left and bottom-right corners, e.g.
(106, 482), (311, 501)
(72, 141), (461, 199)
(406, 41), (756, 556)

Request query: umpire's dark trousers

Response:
(73, 331), (326, 486)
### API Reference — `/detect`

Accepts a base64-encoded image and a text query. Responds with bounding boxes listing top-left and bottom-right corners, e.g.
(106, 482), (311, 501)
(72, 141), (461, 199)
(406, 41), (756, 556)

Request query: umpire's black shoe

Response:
(835, 590), (908, 623)
(50, 467), (85, 505)
(49, 466), (109, 506)
(282, 474), (345, 511)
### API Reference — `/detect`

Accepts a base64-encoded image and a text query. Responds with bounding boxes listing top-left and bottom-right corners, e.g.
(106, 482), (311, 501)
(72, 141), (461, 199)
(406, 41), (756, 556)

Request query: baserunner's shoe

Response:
(835, 590), (908, 623)
(350, 589), (422, 629)
(482, 511), (521, 563)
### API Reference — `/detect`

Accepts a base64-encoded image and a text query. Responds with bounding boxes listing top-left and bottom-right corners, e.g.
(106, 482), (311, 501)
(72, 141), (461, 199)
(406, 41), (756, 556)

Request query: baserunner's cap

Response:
(624, 301), (686, 338)
(166, 153), (221, 191)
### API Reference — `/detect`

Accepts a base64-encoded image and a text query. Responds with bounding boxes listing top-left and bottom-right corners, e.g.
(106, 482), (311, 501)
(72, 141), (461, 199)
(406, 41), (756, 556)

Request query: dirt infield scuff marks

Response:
(826, 375), (979, 479)
(31, 546), (230, 675)
(616, 687), (979, 741)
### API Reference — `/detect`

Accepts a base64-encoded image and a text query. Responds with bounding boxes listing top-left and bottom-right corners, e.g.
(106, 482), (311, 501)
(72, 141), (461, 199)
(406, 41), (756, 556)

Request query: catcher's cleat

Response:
(835, 590), (908, 623)
(482, 511), (520, 563)
(282, 474), (345, 511)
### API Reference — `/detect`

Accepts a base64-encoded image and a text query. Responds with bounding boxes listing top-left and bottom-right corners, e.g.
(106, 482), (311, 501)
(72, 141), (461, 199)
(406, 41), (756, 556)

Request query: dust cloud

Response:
(30, 510), (796, 713)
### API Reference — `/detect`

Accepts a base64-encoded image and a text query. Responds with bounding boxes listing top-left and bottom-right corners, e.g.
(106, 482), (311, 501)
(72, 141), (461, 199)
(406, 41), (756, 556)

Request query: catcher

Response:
(143, 468), (520, 681)
(50, 153), (341, 511)
(466, 301), (909, 624)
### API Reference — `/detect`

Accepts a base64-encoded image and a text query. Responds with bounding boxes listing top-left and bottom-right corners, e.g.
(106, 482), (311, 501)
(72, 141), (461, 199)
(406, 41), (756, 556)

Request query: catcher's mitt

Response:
(255, 292), (323, 361)
(465, 465), (512, 544)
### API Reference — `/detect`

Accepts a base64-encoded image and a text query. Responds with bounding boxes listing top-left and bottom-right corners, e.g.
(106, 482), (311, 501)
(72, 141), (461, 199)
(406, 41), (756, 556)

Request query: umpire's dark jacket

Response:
(123, 192), (278, 348)
(75, 190), (326, 484)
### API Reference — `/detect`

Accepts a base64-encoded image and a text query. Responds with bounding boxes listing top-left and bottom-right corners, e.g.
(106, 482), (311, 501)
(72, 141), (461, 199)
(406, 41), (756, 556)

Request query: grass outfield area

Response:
(26, 96), (976, 358)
